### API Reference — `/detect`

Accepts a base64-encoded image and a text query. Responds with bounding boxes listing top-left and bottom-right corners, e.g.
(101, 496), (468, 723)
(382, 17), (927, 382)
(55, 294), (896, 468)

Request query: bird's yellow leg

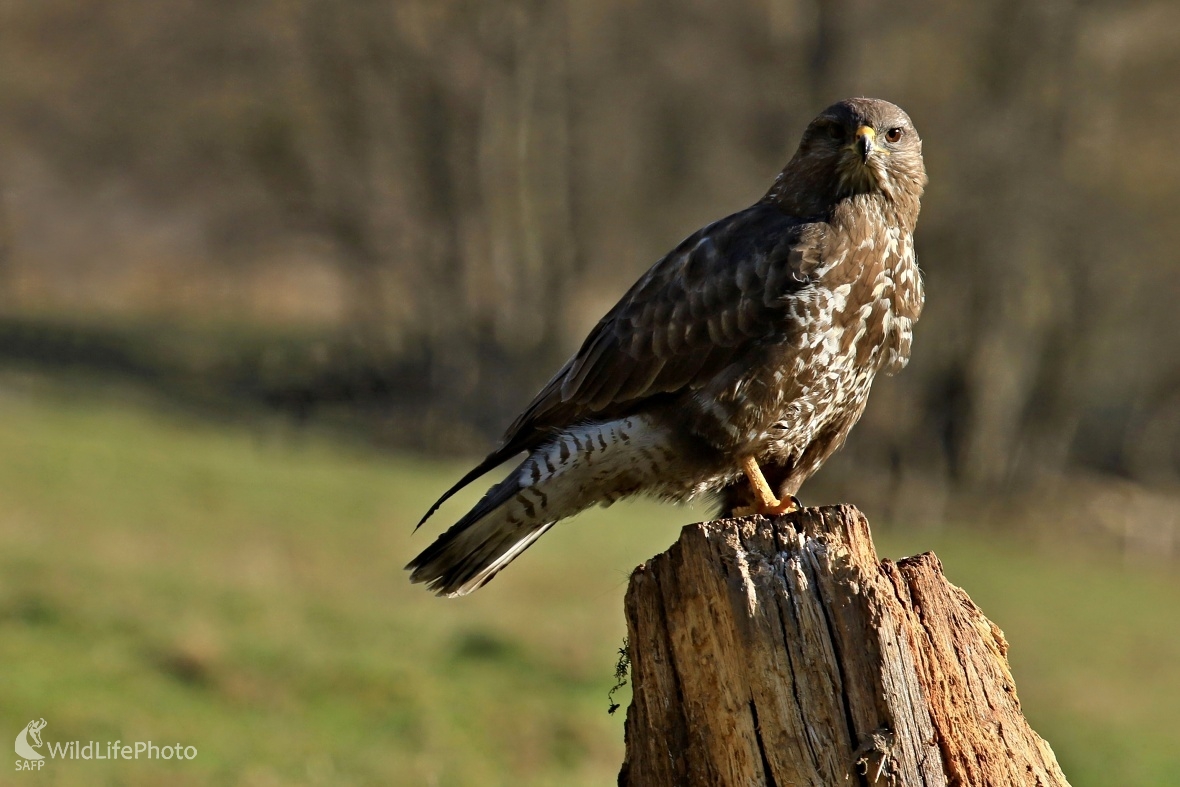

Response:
(736, 456), (799, 516)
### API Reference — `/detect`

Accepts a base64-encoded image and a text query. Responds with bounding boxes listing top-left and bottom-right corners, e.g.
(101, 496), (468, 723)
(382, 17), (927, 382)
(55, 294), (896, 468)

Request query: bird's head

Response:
(768, 98), (926, 222)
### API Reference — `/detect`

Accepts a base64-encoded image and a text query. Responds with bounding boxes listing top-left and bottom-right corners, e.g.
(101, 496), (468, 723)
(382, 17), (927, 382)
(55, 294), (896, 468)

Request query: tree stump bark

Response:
(618, 504), (1071, 787)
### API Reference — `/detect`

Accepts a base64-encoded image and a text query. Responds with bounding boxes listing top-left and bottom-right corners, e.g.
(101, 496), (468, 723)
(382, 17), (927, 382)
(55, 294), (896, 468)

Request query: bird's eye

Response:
(885, 127), (904, 143)
(825, 123), (845, 142)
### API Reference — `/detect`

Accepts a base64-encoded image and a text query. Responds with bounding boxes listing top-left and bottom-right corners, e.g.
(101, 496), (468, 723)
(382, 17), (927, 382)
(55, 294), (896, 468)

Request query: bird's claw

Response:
(763, 494), (801, 515)
(733, 494), (801, 518)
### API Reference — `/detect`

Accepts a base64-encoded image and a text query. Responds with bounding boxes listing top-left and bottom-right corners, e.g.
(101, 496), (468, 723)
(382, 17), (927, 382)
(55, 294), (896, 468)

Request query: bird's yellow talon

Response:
(763, 496), (800, 515)
(739, 456), (800, 515)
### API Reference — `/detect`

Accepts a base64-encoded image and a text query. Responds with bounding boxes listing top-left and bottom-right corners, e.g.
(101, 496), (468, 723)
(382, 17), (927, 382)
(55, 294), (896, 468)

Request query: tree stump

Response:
(618, 504), (1070, 787)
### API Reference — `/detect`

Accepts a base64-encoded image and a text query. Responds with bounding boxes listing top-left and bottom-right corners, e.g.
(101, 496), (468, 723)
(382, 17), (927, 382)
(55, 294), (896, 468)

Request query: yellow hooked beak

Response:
(854, 125), (875, 162)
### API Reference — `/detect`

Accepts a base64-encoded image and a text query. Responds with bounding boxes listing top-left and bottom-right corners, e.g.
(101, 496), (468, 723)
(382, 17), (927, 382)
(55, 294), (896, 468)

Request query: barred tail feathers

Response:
(406, 416), (667, 596)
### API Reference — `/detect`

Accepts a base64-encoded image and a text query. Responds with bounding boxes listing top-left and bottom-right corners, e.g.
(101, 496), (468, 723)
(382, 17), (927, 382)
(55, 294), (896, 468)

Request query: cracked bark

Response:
(617, 505), (1071, 787)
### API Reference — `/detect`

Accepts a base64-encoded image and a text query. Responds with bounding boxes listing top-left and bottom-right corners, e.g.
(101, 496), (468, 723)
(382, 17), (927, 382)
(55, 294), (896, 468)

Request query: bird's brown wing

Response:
(506, 203), (821, 446)
(417, 203), (821, 528)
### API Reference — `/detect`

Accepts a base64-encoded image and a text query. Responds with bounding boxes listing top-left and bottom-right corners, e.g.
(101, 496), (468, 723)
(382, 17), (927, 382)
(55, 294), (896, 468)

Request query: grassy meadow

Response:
(0, 380), (1178, 785)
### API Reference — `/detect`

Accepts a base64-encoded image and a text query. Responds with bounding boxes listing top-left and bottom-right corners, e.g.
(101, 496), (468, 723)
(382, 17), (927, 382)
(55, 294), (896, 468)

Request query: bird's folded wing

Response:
(499, 203), (822, 451)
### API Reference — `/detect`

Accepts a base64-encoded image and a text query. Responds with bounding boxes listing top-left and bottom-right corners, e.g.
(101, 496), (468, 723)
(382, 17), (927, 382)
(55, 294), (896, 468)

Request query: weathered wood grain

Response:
(618, 505), (1070, 787)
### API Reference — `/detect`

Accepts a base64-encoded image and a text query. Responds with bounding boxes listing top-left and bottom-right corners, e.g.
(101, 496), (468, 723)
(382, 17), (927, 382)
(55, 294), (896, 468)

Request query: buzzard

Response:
(409, 98), (927, 596)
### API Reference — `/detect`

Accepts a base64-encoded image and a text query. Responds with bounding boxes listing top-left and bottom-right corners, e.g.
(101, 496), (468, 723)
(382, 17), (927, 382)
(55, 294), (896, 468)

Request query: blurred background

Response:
(0, 0), (1177, 784)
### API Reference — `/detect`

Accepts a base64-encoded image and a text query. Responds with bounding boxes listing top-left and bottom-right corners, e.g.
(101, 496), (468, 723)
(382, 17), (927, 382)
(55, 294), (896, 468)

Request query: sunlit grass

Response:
(0, 383), (1176, 785)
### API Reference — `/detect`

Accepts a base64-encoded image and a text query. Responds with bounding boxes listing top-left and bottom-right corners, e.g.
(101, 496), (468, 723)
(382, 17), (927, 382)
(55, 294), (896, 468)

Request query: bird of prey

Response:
(408, 97), (927, 596)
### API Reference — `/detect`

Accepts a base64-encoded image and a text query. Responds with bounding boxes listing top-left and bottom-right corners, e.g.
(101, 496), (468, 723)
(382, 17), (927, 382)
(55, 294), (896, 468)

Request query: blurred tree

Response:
(0, 0), (1177, 495)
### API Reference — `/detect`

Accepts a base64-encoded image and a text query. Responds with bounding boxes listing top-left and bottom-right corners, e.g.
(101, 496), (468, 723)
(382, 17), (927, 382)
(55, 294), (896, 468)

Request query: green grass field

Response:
(1, 382), (1177, 785)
